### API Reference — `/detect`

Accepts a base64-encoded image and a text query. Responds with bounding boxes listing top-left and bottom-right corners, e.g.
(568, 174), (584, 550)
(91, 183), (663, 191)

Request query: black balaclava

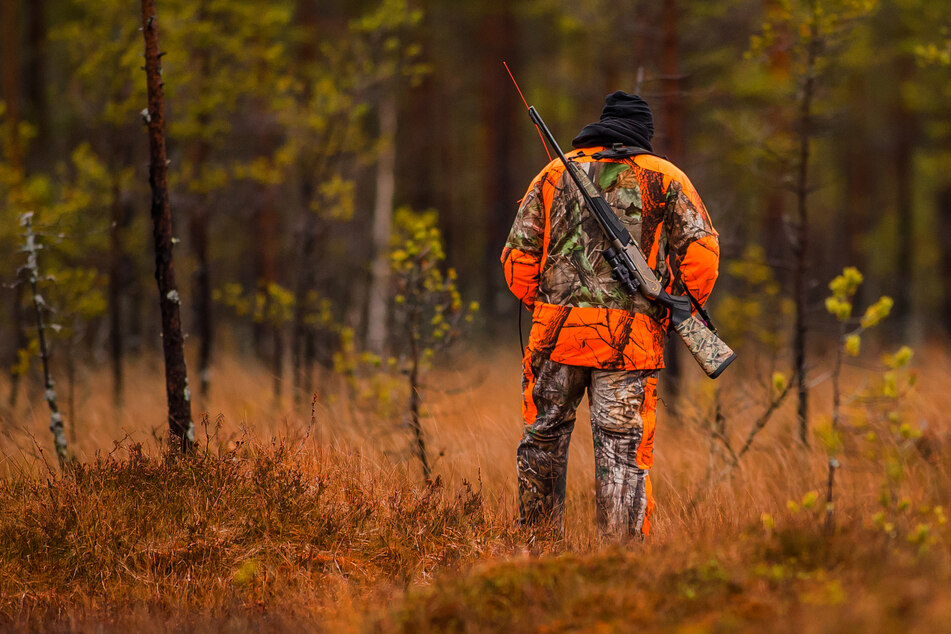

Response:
(571, 91), (654, 152)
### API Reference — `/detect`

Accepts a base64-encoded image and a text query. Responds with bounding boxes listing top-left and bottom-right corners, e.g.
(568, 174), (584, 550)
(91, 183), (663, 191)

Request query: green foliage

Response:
(214, 282), (333, 330)
(883, 345), (914, 370)
(860, 296), (894, 329)
(771, 371), (788, 394)
(915, 40), (951, 65)
(715, 245), (792, 354)
(43, 267), (108, 341)
(832, 320), (921, 542)
(10, 338), (39, 378)
(389, 208), (477, 365)
(814, 417), (843, 456)
(824, 266), (892, 353)
(349, 0), (427, 84)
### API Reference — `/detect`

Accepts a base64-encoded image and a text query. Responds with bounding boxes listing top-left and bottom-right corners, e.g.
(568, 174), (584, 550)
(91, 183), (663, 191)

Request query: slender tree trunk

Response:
(408, 309), (430, 480)
(480, 1), (518, 316)
(255, 193), (284, 401)
(253, 193), (283, 398)
(292, 205), (318, 405)
(661, 0), (683, 161)
(661, 0), (682, 403)
(8, 286), (27, 409)
(413, 2), (455, 273)
(21, 214), (68, 465)
(3, 0), (28, 409)
(402, 5), (436, 213)
(109, 180), (125, 407)
(826, 318), (847, 534)
(303, 328), (316, 397)
(190, 204), (213, 398)
(1, 0), (22, 171)
(140, 0), (193, 452)
(272, 322), (284, 401)
(188, 1), (214, 398)
(764, 0), (791, 264)
(939, 185), (951, 336)
(792, 3), (819, 446)
(366, 89), (397, 356)
(66, 341), (76, 445)
(292, 0), (321, 405)
(24, 0), (47, 168)
(841, 73), (871, 278)
(253, 201), (278, 363)
(891, 62), (916, 339)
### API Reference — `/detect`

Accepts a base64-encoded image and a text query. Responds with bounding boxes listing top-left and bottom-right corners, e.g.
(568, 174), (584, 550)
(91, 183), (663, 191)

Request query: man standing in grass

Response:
(501, 92), (720, 538)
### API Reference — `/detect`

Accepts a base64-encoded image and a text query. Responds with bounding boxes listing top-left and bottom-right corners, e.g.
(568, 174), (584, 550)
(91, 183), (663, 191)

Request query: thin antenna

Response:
(503, 61), (552, 162)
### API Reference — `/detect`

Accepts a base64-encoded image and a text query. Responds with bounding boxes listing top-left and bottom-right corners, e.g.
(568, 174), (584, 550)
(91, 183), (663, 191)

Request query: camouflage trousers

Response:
(517, 350), (659, 538)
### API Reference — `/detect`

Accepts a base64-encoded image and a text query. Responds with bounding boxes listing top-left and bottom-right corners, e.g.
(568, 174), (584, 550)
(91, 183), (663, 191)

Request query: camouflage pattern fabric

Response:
(518, 350), (658, 538)
(674, 313), (737, 378)
(501, 149), (720, 371)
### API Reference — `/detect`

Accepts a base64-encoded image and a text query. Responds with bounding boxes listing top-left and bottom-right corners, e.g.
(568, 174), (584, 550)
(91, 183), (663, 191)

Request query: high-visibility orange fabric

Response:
(635, 376), (657, 470)
(501, 247), (540, 307)
(643, 474), (654, 535)
(637, 376), (657, 535)
(678, 234), (719, 306)
(521, 347), (538, 425)
(502, 147), (719, 371)
(528, 302), (667, 369)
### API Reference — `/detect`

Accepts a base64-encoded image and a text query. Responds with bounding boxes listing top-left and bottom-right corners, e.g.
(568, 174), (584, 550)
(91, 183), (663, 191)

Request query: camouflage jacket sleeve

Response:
(663, 173), (719, 307)
(501, 167), (549, 307)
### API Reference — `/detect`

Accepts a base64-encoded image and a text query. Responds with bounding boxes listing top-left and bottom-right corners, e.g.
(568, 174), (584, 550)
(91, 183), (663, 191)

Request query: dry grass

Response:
(1, 341), (950, 631)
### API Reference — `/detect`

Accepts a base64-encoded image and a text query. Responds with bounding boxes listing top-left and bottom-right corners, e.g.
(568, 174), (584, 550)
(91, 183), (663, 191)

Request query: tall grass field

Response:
(1, 343), (949, 632)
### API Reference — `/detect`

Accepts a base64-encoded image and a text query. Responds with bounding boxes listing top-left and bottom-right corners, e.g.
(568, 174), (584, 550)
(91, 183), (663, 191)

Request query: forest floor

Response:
(1, 341), (950, 632)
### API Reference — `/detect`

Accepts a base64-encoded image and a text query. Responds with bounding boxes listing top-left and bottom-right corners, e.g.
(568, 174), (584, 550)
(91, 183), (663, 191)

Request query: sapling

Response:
(745, 0), (879, 444)
(389, 208), (477, 480)
(822, 266), (892, 532)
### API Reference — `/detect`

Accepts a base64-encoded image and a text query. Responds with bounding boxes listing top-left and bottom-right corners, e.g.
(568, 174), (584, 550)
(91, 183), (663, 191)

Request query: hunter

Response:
(501, 91), (720, 538)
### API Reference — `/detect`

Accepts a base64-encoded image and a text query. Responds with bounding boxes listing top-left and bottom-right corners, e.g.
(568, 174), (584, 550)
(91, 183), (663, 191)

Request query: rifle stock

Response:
(674, 313), (736, 379)
(658, 291), (736, 379)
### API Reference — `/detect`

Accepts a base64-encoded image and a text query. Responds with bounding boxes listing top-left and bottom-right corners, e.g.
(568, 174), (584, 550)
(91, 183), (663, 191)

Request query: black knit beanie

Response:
(571, 91), (654, 151)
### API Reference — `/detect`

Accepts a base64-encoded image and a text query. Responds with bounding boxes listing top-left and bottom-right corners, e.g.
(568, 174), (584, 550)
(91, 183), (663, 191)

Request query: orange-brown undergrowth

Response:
(1, 343), (950, 631)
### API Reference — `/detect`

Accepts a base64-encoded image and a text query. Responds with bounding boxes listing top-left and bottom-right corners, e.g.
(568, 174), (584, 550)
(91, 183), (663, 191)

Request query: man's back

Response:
(502, 147), (719, 370)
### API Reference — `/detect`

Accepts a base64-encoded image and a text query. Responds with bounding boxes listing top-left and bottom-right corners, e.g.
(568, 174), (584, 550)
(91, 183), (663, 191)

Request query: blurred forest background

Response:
(1, 0), (950, 434)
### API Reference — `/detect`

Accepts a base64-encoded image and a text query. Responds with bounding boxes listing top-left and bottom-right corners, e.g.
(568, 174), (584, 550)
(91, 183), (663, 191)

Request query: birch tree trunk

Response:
(21, 214), (68, 466)
(140, 0), (193, 452)
(365, 89), (397, 356)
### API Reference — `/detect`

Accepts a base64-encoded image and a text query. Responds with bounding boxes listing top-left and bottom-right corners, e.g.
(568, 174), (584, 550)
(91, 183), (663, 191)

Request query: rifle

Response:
(505, 66), (736, 379)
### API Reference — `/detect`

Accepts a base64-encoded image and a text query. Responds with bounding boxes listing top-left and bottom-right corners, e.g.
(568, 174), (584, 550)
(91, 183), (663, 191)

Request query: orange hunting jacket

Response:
(501, 147), (719, 370)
